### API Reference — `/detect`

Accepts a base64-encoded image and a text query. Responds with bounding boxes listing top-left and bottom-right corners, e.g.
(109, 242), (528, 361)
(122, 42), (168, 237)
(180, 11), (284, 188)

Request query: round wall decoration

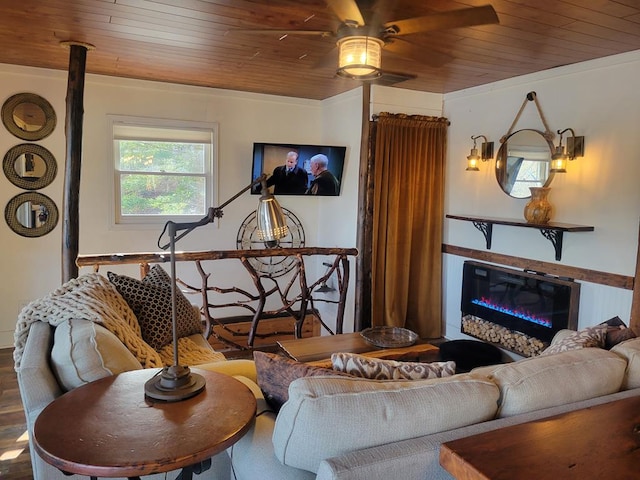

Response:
(1, 92), (57, 141)
(5, 192), (59, 237)
(236, 207), (305, 277)
(3, 143), (57, 190)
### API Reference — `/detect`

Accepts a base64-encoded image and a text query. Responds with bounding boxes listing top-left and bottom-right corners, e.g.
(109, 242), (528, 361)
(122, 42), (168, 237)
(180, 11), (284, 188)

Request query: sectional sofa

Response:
(15, 273), (640, 480)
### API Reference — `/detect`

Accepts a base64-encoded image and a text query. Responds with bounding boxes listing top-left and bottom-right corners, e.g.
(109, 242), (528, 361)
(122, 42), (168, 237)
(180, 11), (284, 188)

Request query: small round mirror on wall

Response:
(1, 93), (56, 141)
(5, 192), (59, 237)
(495, 129), (555, 199)
(3, 143), (57, 190)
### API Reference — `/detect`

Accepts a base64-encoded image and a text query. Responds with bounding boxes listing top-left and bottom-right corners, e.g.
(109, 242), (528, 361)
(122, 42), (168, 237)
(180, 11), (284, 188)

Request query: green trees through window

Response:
(118, 141), (206, 216)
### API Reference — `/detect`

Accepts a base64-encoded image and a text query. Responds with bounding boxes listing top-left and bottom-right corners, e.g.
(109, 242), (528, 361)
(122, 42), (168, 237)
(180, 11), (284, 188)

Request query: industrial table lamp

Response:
(145, 173), (288, 402)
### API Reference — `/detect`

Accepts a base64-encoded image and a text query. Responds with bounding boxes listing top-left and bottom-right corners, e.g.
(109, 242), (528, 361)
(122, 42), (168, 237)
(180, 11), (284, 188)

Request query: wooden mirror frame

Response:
(1, 93), (57, 141)
(3, 143), (57, 190)
(5, 192), (59, 237)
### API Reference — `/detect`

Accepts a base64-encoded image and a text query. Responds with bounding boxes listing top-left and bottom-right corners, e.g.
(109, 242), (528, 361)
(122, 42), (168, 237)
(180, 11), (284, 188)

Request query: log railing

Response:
(76, 247), (358, 348)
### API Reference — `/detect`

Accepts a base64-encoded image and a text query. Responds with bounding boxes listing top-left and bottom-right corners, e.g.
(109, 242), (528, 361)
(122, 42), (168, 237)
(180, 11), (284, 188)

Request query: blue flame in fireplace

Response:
(471, 297), (552, 328)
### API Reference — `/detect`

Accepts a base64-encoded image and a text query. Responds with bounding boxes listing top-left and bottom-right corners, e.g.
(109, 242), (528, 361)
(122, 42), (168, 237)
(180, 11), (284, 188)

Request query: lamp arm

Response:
(158, 174), (268, 250)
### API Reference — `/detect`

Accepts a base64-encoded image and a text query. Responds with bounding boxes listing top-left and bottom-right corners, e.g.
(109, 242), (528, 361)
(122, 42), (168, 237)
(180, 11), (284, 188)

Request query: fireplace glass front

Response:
(461, 261), (580, 350)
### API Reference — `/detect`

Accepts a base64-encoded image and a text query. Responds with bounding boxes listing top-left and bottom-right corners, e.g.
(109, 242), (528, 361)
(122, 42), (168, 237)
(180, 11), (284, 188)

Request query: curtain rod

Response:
(371, 112), (450, 125)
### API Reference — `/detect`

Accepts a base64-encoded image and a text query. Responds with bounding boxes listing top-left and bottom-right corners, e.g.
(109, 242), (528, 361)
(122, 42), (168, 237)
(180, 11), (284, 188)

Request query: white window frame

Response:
(109, 115), (218, 226)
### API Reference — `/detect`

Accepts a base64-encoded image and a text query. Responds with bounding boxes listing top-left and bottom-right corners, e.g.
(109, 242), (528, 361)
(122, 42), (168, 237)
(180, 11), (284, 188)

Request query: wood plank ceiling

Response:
(0, 0), (638, 100)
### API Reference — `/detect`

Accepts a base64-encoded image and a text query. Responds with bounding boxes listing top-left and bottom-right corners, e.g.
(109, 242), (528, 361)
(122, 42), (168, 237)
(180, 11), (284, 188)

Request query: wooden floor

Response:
(0, 348), (32, 480)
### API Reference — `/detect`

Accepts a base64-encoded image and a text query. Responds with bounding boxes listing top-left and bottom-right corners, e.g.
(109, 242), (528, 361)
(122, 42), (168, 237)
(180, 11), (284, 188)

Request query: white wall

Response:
(2, 50), (638, 348)
(0, 64), (361, 347)
(442, 50), (640, 344)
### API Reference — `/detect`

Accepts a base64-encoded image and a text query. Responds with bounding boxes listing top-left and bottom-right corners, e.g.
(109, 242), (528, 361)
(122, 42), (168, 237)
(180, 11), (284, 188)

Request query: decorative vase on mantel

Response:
(523, 187), (552, 224)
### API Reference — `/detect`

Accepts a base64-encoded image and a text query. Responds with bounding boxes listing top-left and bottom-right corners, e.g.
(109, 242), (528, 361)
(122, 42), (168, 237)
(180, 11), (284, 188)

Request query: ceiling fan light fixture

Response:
(336, 36), (383, 79)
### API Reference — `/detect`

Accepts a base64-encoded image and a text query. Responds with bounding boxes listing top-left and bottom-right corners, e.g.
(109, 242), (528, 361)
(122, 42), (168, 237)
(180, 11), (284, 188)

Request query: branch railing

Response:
(76, 247), (358, 348)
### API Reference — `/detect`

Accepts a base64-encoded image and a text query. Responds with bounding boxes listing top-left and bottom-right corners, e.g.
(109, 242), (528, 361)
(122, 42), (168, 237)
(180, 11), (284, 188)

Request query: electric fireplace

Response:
(461, 261), (580, 356)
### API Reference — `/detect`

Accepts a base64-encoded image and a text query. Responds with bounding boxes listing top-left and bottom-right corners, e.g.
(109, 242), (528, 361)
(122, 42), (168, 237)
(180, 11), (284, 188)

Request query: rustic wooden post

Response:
(355, 83), (372, 331)
(631, 219), (640, 332)
(61, 41), (94, 282)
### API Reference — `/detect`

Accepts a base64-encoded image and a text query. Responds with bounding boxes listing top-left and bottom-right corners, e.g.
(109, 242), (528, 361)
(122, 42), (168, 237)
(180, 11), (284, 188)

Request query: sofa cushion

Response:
(331, 352), (455, 380)
(272, 374), (499, 473)
(611, 337), (640, 389)
(107, 268), (202, 350)
(51, 319), (142, 391)
(254, 351), (349, 411)
(480, 347), (625, 417)
(540, 325), (607, 356)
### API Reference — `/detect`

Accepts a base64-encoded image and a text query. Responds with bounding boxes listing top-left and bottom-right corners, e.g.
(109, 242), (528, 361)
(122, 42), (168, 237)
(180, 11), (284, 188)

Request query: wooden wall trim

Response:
(442, 244), (634, 290)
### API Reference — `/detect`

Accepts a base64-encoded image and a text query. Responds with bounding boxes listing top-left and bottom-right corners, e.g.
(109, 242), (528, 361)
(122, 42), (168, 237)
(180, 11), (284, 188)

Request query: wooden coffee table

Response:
(439, 394), (640, 480)
(33, 368), (256, 479)
(278, 332), (439, 368)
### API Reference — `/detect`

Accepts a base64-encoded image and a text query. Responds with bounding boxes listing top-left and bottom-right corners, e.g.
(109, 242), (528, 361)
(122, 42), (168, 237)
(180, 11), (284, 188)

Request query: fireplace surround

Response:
(461, 261), (580, 356)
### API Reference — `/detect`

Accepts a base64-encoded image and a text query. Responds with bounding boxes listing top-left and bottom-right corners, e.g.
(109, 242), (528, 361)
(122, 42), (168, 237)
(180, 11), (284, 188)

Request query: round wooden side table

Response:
(33, 368), (256, 479)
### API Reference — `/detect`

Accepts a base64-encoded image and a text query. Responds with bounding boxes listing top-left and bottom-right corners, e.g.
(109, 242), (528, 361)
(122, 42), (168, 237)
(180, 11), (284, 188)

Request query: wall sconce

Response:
(336, 36), (384, 79)
(466, 135), (494, 171)
(550, 128), (585, 173)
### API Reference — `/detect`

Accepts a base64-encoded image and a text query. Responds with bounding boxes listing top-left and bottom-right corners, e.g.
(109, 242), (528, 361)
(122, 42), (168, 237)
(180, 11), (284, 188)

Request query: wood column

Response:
(61, 41), (93, 282)
(355, 83), (372, 331)
(631, 219), (640, 331)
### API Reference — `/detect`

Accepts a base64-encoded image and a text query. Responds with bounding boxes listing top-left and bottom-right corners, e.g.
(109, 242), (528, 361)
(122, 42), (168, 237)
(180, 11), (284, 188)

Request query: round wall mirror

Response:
(5, 192), (59, 237)
(1, 93), (56, 141)
(3, 144), (57, 190)
(495, 129), (555, 199)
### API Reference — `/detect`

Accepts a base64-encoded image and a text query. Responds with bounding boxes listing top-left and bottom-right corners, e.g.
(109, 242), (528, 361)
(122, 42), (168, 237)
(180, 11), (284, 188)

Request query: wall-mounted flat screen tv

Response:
(251, 142), (347, 196)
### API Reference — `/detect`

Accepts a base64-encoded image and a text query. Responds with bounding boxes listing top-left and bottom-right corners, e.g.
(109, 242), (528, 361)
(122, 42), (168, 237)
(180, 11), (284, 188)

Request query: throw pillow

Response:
(331, 352), (456, 380)
(107, 268), (202, 350)
(599, 316), (637, 349)
(540, 324), (607, 356)
(254, 351), (349, 411)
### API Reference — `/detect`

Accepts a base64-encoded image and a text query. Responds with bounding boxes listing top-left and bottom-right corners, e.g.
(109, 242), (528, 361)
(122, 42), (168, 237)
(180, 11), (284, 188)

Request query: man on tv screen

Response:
(306, 153), (339, 195)
(266, 150), (308, 194)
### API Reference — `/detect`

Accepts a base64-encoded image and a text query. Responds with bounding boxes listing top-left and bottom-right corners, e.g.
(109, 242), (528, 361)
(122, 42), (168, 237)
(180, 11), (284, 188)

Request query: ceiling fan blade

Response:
(384, 39), (453, 68)
(229, 29), (334, 38)
(385, 5), (499, 36)
(325, 0), (365, 26)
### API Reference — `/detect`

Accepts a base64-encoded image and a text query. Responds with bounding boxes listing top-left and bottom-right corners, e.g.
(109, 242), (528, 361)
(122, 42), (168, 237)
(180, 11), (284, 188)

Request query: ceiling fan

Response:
(233, 1), (499, 84)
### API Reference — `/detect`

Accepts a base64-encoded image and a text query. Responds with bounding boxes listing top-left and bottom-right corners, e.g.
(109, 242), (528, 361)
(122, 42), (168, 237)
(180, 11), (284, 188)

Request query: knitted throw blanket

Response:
(14, 273), (224, 370)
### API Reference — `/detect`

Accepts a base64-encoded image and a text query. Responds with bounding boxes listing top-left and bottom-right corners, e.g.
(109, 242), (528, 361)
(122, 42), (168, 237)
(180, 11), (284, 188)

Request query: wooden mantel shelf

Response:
(446, 214), (594, 261)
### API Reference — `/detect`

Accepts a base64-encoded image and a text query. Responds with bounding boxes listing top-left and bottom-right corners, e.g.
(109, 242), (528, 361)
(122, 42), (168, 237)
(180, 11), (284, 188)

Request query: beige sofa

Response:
(226, 337), (640, 480)
(15, 274), (640, 480)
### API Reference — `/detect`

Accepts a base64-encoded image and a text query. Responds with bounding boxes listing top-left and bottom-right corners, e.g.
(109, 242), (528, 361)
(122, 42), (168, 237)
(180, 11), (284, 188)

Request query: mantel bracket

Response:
(540, 228), (564, 261)
(472, 221), (493, 249)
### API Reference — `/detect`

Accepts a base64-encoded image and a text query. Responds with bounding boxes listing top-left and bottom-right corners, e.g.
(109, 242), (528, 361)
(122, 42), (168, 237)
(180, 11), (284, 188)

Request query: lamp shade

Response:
(550, 146), (567, 173)
(257, 192), (289, 247)
(337, 36), (383, 79)
(466, 148), (480, 171)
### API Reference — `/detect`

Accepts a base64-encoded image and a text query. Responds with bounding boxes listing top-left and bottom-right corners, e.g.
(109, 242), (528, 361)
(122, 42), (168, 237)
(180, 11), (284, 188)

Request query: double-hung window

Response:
(111, 116), (217, 225)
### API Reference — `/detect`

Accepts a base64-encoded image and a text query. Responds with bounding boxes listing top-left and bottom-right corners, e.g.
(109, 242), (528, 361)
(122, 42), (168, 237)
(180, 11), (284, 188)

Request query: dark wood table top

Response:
(33, 368), (256, 478)
(439, 394), (640, 480)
